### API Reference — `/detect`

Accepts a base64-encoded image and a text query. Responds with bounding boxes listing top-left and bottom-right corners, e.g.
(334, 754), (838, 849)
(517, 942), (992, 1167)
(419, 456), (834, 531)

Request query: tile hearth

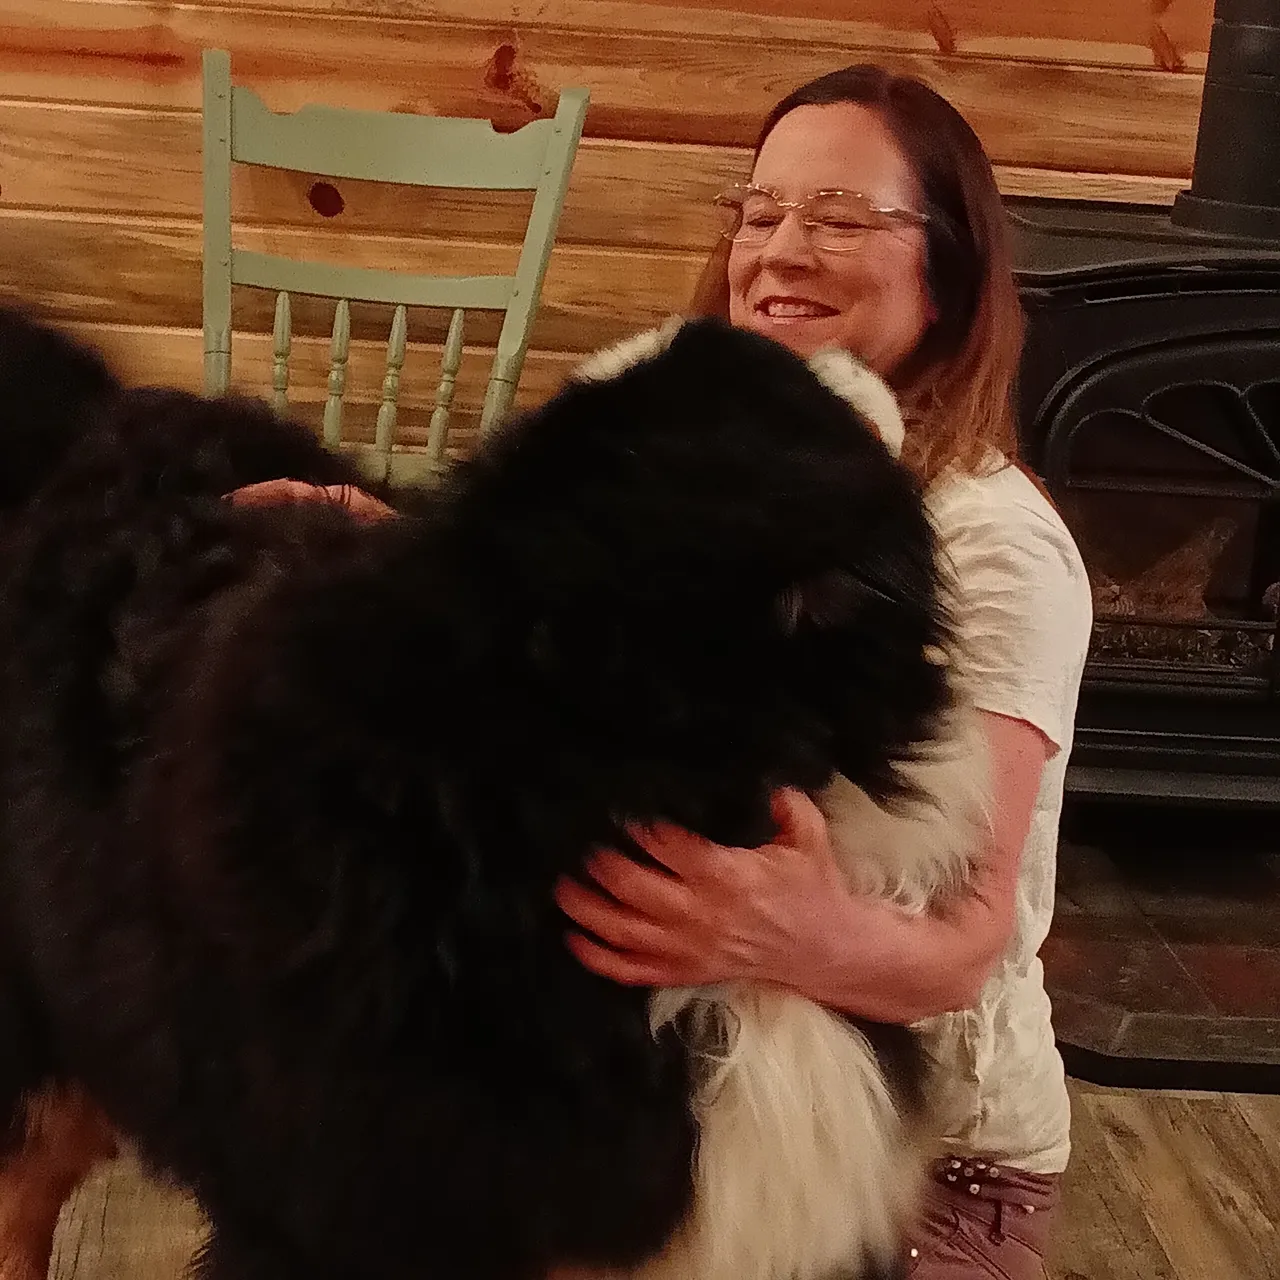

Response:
(1044, 803), (1280, 1092)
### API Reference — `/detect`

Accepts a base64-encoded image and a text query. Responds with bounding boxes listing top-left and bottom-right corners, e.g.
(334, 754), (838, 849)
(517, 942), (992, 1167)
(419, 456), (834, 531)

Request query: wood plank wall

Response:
(0, 0), (1214, 450)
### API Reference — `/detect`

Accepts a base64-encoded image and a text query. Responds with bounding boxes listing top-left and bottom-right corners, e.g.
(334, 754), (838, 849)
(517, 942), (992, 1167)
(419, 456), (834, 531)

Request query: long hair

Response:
(689, 65), (1024, 485)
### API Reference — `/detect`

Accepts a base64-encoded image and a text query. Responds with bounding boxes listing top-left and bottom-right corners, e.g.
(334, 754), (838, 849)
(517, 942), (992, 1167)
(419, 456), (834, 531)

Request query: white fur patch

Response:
(640, 708), (990, 1280)
(817, 707), (991, 914)
(805, 348), (905, 459)
(637, 987), (925, 1280)
(571, 318), (683, 384)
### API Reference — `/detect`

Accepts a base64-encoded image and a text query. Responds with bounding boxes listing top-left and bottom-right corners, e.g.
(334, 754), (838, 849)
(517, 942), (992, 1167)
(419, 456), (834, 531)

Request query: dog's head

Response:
(201, 321), (951, 860)
(452, 319), (953, 838)
(574, 318), (907, 460)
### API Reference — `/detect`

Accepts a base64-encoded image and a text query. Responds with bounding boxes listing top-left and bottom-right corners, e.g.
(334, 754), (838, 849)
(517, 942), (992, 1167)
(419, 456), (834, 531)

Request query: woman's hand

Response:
(553, 788), (856, 989)
(555, 712), (1049, 1023)
(227, 479), (396, 524)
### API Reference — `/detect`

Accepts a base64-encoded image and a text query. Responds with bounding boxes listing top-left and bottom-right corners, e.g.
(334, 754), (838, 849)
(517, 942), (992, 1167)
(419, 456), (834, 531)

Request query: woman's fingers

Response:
(225, 479), (396, 523)
(581, 849), (689, 915)
(225, 478), (318, 508)
(562, 931), (677, 987)
(768, 787), (834, 861)
(553, 872), (682, 955)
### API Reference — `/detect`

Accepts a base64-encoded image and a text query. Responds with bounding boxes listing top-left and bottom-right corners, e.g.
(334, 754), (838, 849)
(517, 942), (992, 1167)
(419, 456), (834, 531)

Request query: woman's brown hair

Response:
(690, 65), (1025, 485)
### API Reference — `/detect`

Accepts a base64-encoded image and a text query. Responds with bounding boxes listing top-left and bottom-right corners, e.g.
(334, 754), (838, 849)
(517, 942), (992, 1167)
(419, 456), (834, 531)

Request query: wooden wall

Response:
(0, 0), (1214, 450)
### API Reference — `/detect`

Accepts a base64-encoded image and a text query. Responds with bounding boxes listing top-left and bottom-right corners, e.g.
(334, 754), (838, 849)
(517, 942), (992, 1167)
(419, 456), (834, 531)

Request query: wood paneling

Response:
(87, 0), (1215, 70)
(0, 103), (746, 253)
(0, 209), (695, 351)
(0, 103), (1186, 265)
(995, 166), (1183, 207)
(0, 0), (1218, 430)
(1, 1), (1204, 174)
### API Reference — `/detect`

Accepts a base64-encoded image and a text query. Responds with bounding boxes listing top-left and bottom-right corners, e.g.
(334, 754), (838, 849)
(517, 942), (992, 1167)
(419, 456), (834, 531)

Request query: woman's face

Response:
(727, 103), (934, 377)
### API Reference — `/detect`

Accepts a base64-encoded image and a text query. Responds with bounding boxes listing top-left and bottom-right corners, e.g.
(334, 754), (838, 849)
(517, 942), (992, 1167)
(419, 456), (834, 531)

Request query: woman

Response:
(552, 66), (1093, 1279)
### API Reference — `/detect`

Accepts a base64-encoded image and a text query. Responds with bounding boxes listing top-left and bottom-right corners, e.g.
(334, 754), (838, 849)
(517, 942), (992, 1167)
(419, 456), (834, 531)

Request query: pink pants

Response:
(903, 1156), (1062, 1279)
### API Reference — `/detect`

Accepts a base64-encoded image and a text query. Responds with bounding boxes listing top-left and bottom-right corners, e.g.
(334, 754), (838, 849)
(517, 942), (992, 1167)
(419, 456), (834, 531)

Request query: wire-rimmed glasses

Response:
(713, 183), (930, 252)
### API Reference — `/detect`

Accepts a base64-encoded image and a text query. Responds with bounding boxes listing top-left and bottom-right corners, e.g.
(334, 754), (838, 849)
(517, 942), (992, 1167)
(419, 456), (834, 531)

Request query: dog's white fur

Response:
(573, 327), (991, 1280)
(805, 345), (907, 461)
(636, 717), (989, 1280)
(571, 317), (685, 387)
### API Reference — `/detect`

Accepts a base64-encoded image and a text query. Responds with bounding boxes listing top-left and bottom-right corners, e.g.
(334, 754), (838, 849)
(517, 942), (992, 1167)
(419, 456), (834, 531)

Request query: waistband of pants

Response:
(929, 1155), (1060, 1213)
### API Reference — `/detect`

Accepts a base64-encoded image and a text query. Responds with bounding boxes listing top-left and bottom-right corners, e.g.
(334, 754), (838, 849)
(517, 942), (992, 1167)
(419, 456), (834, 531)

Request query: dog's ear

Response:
(776, 568), (886, 633)
(776, 540), (940, 634)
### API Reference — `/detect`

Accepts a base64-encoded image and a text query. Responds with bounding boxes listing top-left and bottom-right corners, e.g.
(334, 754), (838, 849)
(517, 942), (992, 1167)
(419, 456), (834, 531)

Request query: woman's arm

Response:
(553, 710), (1050, 1024)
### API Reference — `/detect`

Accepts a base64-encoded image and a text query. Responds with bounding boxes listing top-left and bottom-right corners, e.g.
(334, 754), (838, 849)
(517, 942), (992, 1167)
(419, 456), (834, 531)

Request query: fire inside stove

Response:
(1058, 379), (1280, 682)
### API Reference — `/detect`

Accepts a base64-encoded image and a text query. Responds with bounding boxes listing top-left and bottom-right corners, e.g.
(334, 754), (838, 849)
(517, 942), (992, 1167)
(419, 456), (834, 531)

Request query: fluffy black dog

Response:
(0, 311), (952, 1280)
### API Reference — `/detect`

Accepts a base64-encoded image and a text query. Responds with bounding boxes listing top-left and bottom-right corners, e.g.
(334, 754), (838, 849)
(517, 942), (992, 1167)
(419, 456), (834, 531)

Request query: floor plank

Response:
(1049, 1082), (1177, 1280)
(1050, 1083), (1280, 1280)
(49, 1157), (205, 1280)
(1237, 1091), (1280, 1155)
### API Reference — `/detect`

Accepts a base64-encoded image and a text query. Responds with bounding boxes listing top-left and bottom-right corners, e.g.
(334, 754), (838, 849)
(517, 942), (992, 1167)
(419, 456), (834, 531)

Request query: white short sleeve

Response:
(927, 467), (1094, 755)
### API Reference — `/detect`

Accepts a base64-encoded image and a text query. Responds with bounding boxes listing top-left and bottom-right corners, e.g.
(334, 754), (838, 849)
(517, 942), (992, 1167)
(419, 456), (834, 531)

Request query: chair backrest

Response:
(201, 49), (588, 486)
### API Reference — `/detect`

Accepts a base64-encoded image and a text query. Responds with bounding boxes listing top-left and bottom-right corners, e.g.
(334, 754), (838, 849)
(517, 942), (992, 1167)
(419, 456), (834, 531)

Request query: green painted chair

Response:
(201, 49), (588, 485)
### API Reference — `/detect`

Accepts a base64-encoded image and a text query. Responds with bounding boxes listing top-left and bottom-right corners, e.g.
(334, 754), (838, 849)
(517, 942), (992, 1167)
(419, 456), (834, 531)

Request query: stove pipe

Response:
(1171, 0), (1280, 240)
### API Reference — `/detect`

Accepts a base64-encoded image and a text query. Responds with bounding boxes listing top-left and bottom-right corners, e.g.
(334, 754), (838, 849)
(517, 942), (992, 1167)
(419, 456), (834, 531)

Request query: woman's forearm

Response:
(776, 878), (1014, 1025)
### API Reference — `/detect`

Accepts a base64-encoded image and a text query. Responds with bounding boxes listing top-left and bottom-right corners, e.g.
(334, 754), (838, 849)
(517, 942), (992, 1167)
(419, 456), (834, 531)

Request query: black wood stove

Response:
(1011, 0), (1280, 808)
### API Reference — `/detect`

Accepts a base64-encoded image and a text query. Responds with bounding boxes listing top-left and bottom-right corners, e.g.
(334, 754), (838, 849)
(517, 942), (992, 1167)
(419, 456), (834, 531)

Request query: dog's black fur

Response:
(0, 304), (121, 513)
(0, 310), (948, 1279)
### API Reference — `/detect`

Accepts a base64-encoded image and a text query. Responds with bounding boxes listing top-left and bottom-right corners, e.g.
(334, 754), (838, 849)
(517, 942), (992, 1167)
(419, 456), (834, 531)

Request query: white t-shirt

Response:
(915, 459), (1093, 1175)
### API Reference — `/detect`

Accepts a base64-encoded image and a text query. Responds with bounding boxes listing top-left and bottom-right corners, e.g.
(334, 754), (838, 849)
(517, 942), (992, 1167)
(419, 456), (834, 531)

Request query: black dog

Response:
(0, 311), (954, 1280)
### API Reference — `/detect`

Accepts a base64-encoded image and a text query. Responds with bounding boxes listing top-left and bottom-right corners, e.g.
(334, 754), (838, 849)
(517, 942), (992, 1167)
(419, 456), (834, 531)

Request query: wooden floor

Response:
(49, 1080), (1280, 1280)
(1052, 1082), (1279, 1280)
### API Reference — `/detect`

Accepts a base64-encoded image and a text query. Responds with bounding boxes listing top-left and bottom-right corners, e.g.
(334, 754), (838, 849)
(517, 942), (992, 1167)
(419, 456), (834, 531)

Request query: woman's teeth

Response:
(760, 300), (832, 318)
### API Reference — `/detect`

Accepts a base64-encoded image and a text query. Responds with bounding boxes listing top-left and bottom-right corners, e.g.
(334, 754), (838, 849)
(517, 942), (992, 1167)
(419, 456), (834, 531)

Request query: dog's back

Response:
(0, 304), (122, 515)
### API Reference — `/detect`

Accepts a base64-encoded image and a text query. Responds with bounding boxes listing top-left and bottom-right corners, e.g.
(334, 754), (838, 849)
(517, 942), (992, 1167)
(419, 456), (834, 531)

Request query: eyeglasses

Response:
(713, 184), (929, 252)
